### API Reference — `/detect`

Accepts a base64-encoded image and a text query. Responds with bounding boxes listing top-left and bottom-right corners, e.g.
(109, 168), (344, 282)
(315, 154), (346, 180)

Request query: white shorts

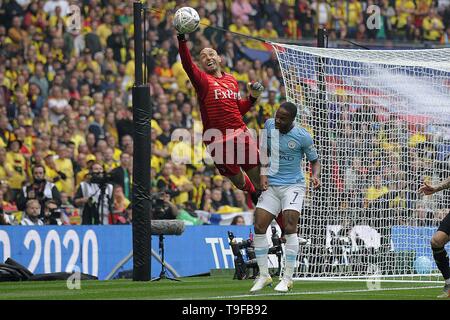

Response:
(256, 184), (306, 216)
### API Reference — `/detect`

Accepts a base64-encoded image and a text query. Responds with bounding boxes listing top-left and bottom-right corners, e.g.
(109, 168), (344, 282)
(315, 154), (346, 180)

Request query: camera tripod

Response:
(151, 234), (180, 282)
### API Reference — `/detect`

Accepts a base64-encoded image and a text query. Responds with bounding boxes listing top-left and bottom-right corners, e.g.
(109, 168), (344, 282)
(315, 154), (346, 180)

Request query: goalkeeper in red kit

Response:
(176, 31), (264, 204)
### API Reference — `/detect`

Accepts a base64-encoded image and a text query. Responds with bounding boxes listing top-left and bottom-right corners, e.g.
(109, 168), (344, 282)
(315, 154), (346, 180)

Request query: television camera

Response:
(228, 226), (284, 280)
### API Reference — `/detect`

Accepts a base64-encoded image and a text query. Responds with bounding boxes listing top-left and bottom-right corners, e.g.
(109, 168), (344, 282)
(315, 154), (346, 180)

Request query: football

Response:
(173, 7), (200, 34)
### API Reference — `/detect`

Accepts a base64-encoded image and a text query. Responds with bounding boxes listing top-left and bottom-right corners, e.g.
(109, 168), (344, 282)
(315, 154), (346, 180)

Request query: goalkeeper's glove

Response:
(177, 33), (185, 41)
(247, 81), (264, 99)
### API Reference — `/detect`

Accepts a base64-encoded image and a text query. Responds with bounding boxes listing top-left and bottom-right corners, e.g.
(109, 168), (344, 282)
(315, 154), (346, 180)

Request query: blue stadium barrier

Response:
(0, 225), (253, 280)
(1, 225), (448, 279)
(391, 226), (450, 271)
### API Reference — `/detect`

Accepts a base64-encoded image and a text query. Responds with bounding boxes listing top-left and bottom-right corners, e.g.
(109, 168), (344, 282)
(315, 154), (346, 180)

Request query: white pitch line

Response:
(175, 285), (442, 300)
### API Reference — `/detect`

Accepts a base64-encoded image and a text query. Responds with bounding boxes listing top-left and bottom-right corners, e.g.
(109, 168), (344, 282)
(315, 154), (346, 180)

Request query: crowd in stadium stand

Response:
(0, 0), (449, 226)
(324, 103), (450, 231)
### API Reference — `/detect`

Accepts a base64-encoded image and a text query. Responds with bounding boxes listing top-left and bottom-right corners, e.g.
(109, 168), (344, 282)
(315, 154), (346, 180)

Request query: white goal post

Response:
(271, 43), (450, 282)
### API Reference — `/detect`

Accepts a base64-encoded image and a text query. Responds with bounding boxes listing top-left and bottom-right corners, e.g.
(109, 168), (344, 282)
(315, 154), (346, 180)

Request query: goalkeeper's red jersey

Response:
(178, 38), (254, 135)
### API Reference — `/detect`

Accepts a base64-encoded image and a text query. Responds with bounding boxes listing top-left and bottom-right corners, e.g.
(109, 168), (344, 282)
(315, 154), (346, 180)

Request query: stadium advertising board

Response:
(1, 225), (447, 279)
(0, 225), (252, 279)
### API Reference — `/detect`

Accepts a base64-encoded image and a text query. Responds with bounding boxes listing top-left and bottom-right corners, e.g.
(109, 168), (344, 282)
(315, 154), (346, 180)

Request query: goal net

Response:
(271, 43), (450, 282)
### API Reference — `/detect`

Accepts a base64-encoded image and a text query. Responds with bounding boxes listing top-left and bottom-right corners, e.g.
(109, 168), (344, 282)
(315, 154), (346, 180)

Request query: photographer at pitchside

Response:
(74, 162), (113, 225)
(16, 164), (62, 216)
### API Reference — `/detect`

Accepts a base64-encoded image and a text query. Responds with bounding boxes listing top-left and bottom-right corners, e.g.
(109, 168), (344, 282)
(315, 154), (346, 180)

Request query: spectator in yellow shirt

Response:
(8, 17), (28, 52)
(331, 0), (347, 37)
(172, 55), (190, 94)
(152, 127), (169, 159)
(0, 115), (15, 149)
(408, 123), (427, 147)
(106, 134), (122, 162)
(75, 154), (96, 190)
(229, 17), (251, 37)
(365, 175), (389, 207)
(422, 9), (445, 41)
(170, 164), (193, 206)
(245, 20), (266, 50)
(232, 60), (250, 84)
(155, 55), (176, 91)
(189, 171), (207, 209)
(151, 145), (164, 173)
(76, 48), (101, 73)
(54, 144), (75, 197)
(103, 147), (119, 173)
(347, 0), (363, 37)
(197, 7), (211, 32)
(5, 57), (19, 84)
(259, 21), (279, 40)
(0, 145), (12, 187)
(96, 14), (114, 48)
(103, 48), (118, 74)
(285, 8), (301, 40)
(391, 0), (416, 31)
(5, 140), (27, 199)
(48, 6), (67, 28)
(257, 90), (279, 127)
(43, 150), (66, 191)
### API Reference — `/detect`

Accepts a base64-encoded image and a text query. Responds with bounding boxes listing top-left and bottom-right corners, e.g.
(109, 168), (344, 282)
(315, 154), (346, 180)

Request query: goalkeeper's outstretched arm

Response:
(177, 33), (208, 97)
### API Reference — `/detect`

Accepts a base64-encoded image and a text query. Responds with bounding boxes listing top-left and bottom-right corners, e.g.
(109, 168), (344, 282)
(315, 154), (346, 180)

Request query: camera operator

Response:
(16, 164), (62, 216)
(43, 199), (64, 225)
(155, 162), (181, 199)
(152, 191), (179, 220)
(73, 162), (113, 225)
(0, 207), (10, 225)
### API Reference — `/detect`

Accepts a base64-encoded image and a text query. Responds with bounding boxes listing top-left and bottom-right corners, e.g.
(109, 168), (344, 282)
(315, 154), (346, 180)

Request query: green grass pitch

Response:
(0, 275), (446, 300)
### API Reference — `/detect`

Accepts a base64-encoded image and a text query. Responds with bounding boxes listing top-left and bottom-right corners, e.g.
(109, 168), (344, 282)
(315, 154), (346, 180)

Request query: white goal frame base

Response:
(293, 274), (443, 283)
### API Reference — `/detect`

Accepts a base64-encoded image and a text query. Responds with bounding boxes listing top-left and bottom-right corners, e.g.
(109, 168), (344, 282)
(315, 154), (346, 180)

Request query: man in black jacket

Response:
(106, 24), (126, 63)
(110, 152), (132, 200)
(17, 164), (62, 216)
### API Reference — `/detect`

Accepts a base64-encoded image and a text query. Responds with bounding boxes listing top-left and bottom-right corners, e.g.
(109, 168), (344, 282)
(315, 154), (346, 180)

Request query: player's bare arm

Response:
(310, 158), (321, 190)
(419, 177), (450, 195)
(258, 122), (270, 192)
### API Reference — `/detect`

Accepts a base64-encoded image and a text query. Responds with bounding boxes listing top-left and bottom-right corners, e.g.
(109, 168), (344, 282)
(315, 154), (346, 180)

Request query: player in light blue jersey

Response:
(250, 102), (321, 293)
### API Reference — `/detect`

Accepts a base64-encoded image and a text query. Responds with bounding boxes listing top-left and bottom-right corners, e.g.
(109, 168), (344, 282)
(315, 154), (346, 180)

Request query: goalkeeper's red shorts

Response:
(205, 128), (260, 177)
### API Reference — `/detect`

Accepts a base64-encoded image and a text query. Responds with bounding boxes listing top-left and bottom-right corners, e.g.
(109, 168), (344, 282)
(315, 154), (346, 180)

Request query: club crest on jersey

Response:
(288, 141), (296, 149)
